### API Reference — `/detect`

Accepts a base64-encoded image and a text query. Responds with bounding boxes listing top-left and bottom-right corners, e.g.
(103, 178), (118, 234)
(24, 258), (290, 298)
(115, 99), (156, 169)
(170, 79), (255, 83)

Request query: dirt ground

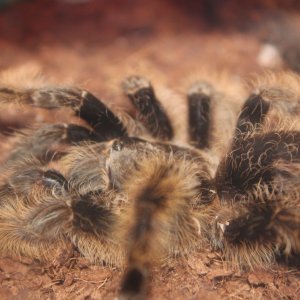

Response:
(0, 0), (300, 299)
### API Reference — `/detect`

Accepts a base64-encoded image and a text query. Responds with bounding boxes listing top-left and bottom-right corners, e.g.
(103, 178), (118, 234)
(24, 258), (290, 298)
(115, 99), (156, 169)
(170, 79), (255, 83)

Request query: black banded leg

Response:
(64, 123), (104, 143)
(75, 91), (127, 139)
(0, 168), (71, 261)
(0, 87), (127, 139)
(69, 190), (121, 266)
(7, 167), (67, 196)
(187, 82), (213, 149)
(235, 93), (270, 136)
(222, 205), (273, 247)
(42, 169), (68, 191)
(3, 124), (105, 168)
(71, 191), (115, 238)
(122, 76), (173, 140)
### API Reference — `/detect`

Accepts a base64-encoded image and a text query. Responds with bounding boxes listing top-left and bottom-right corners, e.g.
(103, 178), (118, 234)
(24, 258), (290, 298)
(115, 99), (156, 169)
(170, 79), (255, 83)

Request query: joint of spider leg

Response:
(107, 138), (172, 191)
(65, 123), (105, 143)
(42, 169), (68, 193)
(112, 140), (124, 152)
(193, 177), (216, 206)
(188, 81), (214, 98)
(111, 137), (133, 152)
(217, 129), (300, 202)
(7, 168), (45, 195)
(215, 199), (276, 248)
(122, 75), (151, 96)
(71, 192), (114, 236)
(73, 90), (128, 139)
(111, 136), (150, 152)
(0, 87), (15, 95)
(7, 168), (67, 197)
(124, 83), (155, 116)
(188, 81), (213, 149)
(30, 88), (82, 109)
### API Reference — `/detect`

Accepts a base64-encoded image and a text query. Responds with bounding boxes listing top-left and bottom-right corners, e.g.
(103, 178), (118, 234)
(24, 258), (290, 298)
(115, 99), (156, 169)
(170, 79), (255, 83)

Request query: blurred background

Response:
(0, 0), (300, 139)
(1, 0), (300, 85)
(1, 0), (300, 150)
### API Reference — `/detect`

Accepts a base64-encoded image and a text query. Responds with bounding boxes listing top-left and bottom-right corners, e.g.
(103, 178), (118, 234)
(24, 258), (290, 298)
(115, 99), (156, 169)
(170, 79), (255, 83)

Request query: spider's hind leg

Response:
(118, 152), (205, 299)
(122, 76), (174, 140)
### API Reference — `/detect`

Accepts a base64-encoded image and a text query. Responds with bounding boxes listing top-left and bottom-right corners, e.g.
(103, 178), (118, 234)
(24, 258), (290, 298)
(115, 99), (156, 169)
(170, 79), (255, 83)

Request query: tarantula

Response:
(0, 71), (299, 299)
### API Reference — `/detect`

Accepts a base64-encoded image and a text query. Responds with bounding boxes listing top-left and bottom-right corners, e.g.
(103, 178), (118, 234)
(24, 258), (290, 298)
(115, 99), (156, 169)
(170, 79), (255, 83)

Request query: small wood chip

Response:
(248, 272), (274, 286)
(208, 270), (234, 281)
(187, 256), (209, 275)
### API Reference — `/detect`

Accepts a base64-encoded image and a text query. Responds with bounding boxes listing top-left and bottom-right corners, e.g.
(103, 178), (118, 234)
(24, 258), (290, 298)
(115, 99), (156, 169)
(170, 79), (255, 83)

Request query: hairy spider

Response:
(0, 71), (299, 299)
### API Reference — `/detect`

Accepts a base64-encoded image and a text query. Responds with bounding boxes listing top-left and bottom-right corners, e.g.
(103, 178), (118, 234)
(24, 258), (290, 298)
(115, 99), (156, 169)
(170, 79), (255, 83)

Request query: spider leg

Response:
(65, 143), (109, 194)
(235, 92), (270, 136)
(51, 143), (124, 265)
(1, 123), (105, 170)
(214, 91), (300, 268)
(68, 189), (123, 266)
(122, 76), (173, 140)
(187, 81), (213, 149)
(216, 88), (300, 199)
(212, 181), (300, 268)
(0, 155), (122, 266)
(0, 87), (127, 139)
(0, 167), (71, 261)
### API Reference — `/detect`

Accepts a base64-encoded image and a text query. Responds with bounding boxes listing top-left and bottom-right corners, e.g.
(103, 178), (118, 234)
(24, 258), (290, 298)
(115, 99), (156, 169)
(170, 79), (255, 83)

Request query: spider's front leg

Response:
(0, 86), (128, 140)
(123, 76), (174, 140)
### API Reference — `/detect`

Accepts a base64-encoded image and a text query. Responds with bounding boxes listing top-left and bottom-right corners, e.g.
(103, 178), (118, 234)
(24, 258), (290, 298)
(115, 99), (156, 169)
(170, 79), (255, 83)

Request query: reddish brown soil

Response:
(0, 1), (299, 299)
